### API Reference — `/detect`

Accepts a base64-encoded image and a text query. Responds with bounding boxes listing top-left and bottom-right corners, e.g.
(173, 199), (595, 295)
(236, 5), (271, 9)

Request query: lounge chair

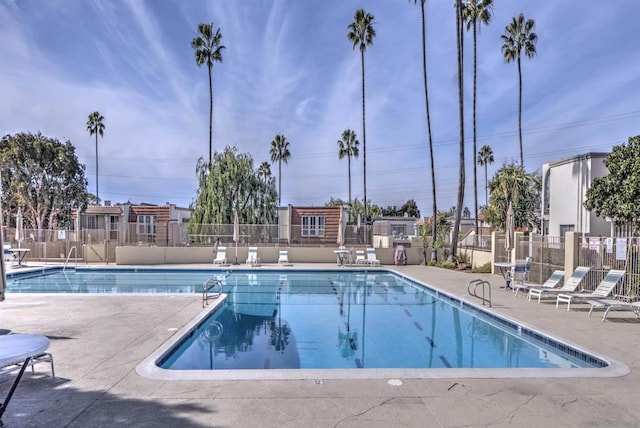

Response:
(366, 248), (381, 267)
(213, 246), (227, 265)
(528, 266), (590, 303)
(278, 250), (289, 264)
(246, 247), (260, 267)
(514, 269), (565, 297)
(588, 299), (640, 322)
(354, 250), (366, 265)
(556, 269), (625, 310)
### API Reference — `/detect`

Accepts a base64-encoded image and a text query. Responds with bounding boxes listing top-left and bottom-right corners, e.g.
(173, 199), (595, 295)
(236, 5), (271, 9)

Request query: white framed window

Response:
(137, 215), (157, 236)
(301, 215), (325, 237)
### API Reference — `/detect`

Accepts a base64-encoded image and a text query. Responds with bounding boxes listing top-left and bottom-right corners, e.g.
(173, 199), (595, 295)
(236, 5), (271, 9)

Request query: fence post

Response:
(564, 231), (579, 283)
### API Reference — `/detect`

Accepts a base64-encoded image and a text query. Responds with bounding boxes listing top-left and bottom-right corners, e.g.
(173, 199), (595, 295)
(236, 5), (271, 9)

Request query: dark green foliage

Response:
(584, 135), (640, 230)
(0, 132), (89, 232)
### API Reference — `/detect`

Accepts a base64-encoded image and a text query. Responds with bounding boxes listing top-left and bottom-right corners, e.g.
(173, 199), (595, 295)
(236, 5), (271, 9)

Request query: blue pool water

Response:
(6, 268), (606, 371)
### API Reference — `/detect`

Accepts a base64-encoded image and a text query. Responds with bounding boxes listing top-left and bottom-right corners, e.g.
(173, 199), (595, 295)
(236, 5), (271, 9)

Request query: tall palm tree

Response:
(450, 0), (465, 262)
(269, 134), (291, 206)
(409, 0), (438, 261)
(192, 22), (225, 165)
(348, 9), (375, 238)
(477, 144), (494, 205)
(257, 161), (272, 183)
(463, 0), (493, 244)
(86, 111), (105, 204)
(501, 13), (537, 169)
(337, 129), (360, 207)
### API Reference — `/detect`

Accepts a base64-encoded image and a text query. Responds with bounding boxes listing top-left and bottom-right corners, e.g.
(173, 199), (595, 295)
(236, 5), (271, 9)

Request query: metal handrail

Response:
(63, 246), (78, 272)
(467, 279), (492, 307)
(202, 271), (231, 307)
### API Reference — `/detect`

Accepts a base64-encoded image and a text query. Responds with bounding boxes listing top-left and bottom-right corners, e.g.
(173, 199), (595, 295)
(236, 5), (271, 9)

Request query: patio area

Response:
(1, 263), (640, 427)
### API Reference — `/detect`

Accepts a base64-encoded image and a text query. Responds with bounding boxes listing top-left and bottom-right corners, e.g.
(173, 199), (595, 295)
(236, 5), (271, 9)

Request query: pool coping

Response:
(134, 269), (630, 380)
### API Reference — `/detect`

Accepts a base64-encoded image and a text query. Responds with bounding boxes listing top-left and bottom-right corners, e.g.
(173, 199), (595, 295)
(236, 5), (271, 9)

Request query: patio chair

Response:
(278, 250), (289, 264)
(556, 269), (625, 311)
(513, 269), (565, 297)
(213, 246), (227, 265)
(354, 250), (367, 265)
(366, 248), (381, 267)
(588, 299), (640, 322)
(246, 247), (260, 267)
(511, 257), (532, 288)
(528, 266), (590, 303)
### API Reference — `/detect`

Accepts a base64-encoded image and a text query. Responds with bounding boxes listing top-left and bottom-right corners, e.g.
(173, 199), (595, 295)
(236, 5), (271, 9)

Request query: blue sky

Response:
(1, 0), (638, 216)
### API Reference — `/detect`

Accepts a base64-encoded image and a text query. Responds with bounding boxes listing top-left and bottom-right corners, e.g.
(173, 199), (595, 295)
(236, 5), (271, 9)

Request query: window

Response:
(137, 215), (157, 236)
(559, 224), (574, 237)
(301, 216), (325, 237)
(391, 225), (406, 236)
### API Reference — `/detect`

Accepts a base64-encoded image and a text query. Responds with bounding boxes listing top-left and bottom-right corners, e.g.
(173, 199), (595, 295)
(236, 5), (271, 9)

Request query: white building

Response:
(540, 152), (610, 237)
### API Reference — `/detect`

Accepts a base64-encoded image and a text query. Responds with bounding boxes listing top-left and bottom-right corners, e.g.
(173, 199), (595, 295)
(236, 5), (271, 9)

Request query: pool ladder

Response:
(63, 246), (78, 272)
(467, 279), (492, 307)
(202, 272), (231, 307)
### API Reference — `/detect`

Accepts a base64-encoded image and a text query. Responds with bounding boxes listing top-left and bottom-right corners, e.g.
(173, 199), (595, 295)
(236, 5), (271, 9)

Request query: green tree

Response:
(501, 13), (537, 168)
(325, 196), (381, 223)
(270, 134), (291, 206)
(337, 128), (359, 207)
(0, 132), (89, 238)
(485, 162), (540, 231)
(585, 135), (640, 230)
(348, 9), (375, 239)
(462, 0), (493, 242)
(477, 144), (494, 205)
(86, 111), (104, 204)
(400, 199), (421, 218)
(257, 161), (272, 182)
(409, 0), (438, 261)
(190, 146), (277, 229)
(450, 0), (466, 261)
(192, 22), (225, 165)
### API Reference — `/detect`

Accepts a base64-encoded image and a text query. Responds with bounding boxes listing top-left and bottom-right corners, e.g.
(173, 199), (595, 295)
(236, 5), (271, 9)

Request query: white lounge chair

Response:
(588, 299), (640, 321)
(278, 250), (289, 264)
(246, 247), (260, 267)
(366, 248), (380, 267)
(514, 269), (565, 297)
(213, 246), (227, 265)
(354, 250), (366, 265)
(556, 269), (625, 310)
(528, 266), (590, 303)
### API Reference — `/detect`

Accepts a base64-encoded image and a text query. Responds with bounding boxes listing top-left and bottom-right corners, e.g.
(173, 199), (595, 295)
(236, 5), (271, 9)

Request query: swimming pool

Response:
(7, 267), (624, 379)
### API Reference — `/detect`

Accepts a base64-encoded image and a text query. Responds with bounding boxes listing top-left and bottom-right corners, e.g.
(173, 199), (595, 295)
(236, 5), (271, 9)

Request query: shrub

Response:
(471, 262), (492, 274)
(440, 261), (457, 269)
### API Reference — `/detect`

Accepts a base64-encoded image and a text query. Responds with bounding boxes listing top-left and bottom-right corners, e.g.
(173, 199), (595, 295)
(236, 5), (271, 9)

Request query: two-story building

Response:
(540, 152), (610, 237)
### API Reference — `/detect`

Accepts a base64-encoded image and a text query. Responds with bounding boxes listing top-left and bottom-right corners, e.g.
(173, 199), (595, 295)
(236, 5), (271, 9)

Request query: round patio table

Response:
(0, 334), (50, 424)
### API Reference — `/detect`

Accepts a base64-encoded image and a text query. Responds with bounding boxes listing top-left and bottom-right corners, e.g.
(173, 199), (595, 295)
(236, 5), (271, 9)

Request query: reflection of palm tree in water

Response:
(270, 290), (290, 352)
(337, 279), (358, 359)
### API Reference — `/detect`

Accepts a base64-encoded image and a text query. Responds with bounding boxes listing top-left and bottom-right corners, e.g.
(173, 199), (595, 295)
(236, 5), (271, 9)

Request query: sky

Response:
(1, 0), (639, 217)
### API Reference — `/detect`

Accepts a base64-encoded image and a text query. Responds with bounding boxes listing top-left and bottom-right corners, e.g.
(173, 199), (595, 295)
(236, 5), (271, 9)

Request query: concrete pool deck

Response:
(2, 263), (640, 427)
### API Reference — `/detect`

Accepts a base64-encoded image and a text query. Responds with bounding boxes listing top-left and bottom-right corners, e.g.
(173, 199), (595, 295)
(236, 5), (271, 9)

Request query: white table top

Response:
(333, 249), (349, 254)
(494, 262), (515, 268)
(8, 248), (30, 253)
(0, 334), (50, 368)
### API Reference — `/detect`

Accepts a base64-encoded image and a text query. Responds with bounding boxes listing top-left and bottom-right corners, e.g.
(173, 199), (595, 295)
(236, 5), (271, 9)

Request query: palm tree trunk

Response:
(208, 64), (213, 165)
(517, 56), (523, 168)
(361, 49), (367, 245)
(95, 134), (99, 203)
(472, 21), (479, 254)
(278, 160), (282, 206)
(348, 155), (352, 207)
(421, 1), (438, 262)
(450, 0), (465, 262)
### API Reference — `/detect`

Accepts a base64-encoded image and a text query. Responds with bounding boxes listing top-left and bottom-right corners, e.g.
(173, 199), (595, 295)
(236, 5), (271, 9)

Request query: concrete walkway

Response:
(1, 264), (640, 427)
